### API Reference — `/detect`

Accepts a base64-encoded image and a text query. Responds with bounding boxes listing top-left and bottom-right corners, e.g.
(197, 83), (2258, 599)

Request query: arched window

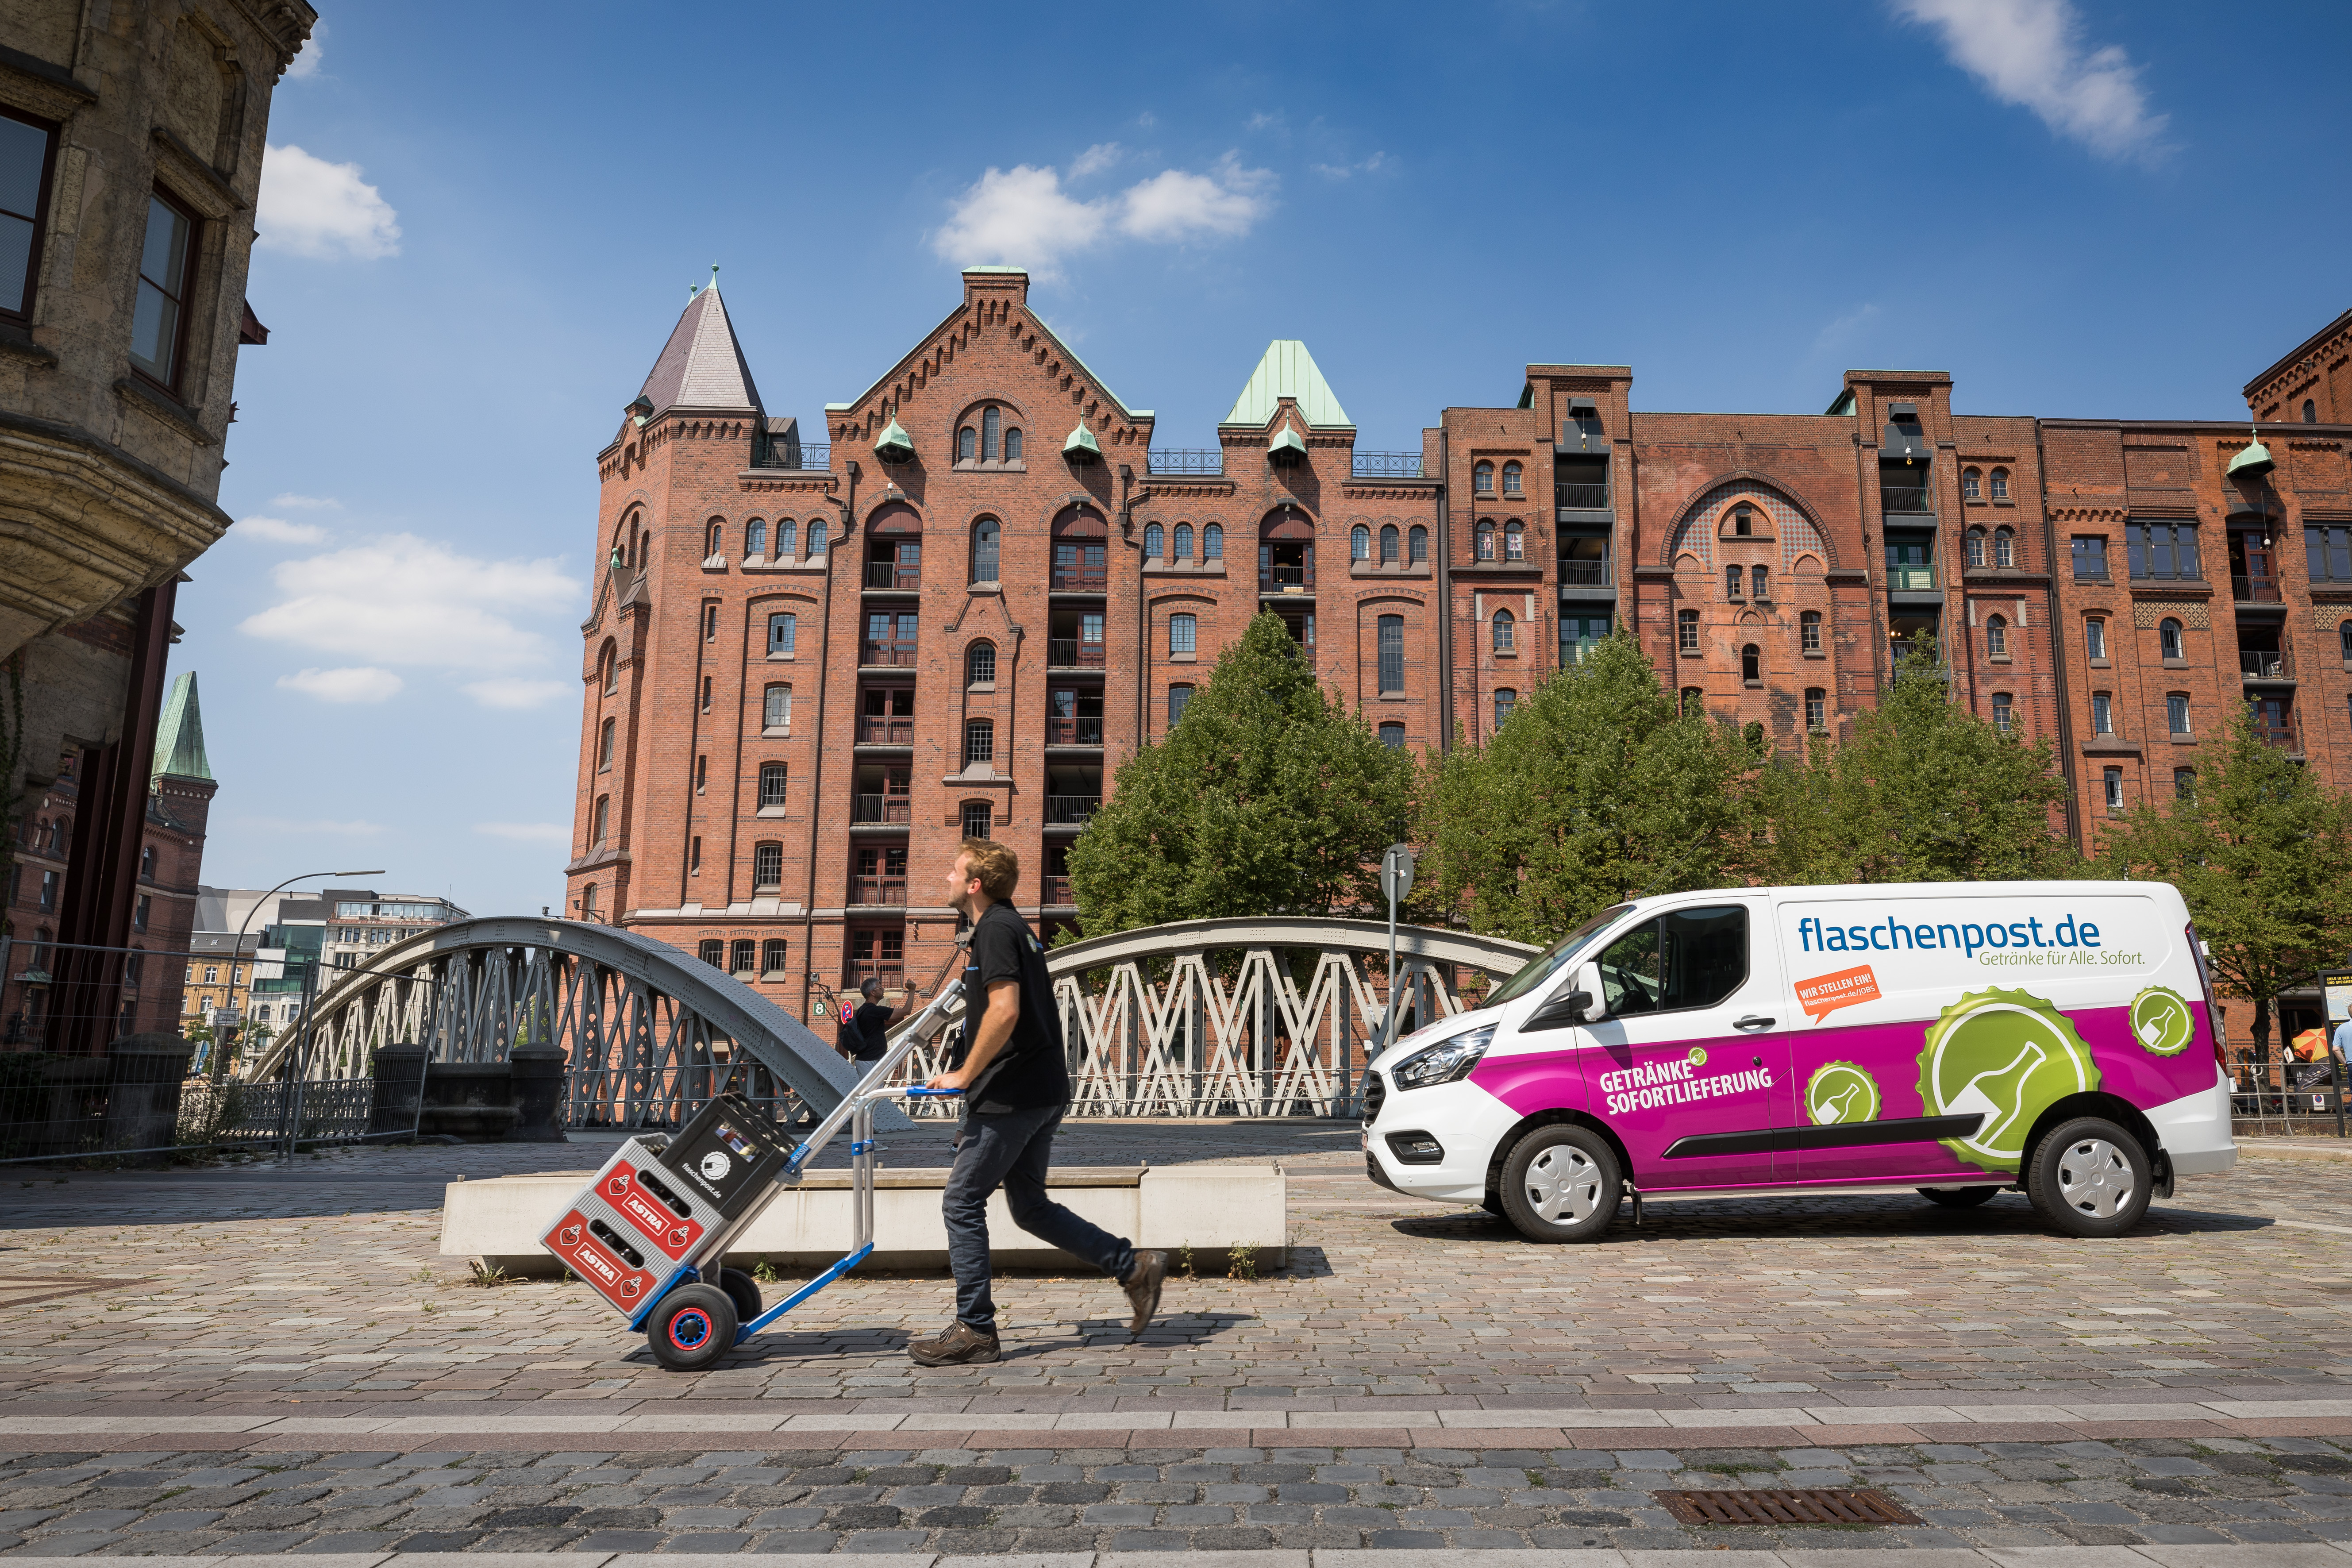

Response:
(2160, 617), (2183, 660)
(2086, 616), (2108, 659)
(1005, 426), (1023, 460)
(2307, 399), (2320, 424)
(971, 517), (1000, 582)
(758, 762), (789, 808)
(1805, 688), (1826, 731)
(963, 719), (994, 767)
(1494, 688), (1517, 727)
(966, 640), (996, 686)
(1986, 614), (2008, 657)
(1203, 523), (1224, 559)
(1966, 526), (1987, 567)
(1168, 684), (1193, 726)
(1989, 467), (2010, 501)
(1476, 520), (1496, 560)
(1752, 564), (1770, 599)
(1962, 467), (1982, 500)
(1741, 643), (1761, 683)
(1351, 524), (1370, 561)
(706, 520), (724, 557)
(746, 519), (766, 557)
(1146, 522), (1165, 559)
(1173, 522), (1193, 559)
(1378, 721), (1405, 749)
(1800, 610), (1822, 652)
(959, 425), (976, 462)
(1678, 608), (1699, 653)
(752, 842), (783, 889)
(592, 794), (610, 845)
(763, 683), (790, 731)
(1991, 693), (2013, 732)
(579, 885), (597, 917)
(1505, 522), (1525, 560)
(598, 717), (615, 770)
(762, 938), (789, 978)
(807, 520), (827, 555)
(140, 844), (155, 880)
(1474, 461), (1494, 493)
(982, 406), (1001, 460)
(1493, 608), (1515, 653)
(1502, 461), (1522, 495)
(1409, 525), (1428, 562)
(1726, 564), (1743, 599)
(1994, 526), (2015, 567)
(1732, 504), (1754, 537)
(601, 643), (617, 694)
(699, 939), (723, 968)
(1379, 524), (1399, 562)
(1170, 613), (1197, 655)
(1680, 686), (1705, 717)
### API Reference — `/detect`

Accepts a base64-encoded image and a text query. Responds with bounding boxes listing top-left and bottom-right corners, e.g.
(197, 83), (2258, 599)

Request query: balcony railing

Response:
(1041, 875), (1074, 907)
(1561, 640), (1607, 666)
(1555, 483), (1611, 510)
(1051, 566), (1108, 590)
(1886, 565), (1937, 590)
(844, 961), (903, 989)
(1045, 795), (1100, 826)
(2251, 713), (2300, 751)
(851, 794), (912, 825)
(2232, 573), (2283, 603)
(2240, 647), (2294, 681)
(856, 717), (914, 744)
(1047, 638), (1105, 667)
(1149, 448), (1224, 475)
(858, 640), (917, 667)
(1881, 486), (1934, 515)
(865, 562), (920, 590)
(1559, 558), (1613, 586)
(1046, 717), (1104, 745)
(751, 435), (832, 471)
(1352, 451), (1424, 479)
(849, 877), (908, 906)
(1260, 562), (1314, 593)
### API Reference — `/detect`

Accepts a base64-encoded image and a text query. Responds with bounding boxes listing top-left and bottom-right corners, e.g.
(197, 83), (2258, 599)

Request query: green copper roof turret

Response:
(1062, 422), (1102, 462)
(874, 418), (914, 463)
(2227, 437), (2275, 479)
(153, 671), (212, 783)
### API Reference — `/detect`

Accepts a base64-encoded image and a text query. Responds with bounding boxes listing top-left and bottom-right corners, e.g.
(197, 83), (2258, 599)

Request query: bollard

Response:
(506, 1043), (568, 1143)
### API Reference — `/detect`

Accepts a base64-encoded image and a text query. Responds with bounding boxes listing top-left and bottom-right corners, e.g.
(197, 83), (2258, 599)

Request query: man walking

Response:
(840, 975), (920, 1066)
(908, 838), (1166, 1366)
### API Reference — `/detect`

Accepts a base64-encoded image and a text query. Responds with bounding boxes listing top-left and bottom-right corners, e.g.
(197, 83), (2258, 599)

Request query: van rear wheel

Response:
(2026, 1117), (2152, 1238)
(1918, 1186), (2000, 1209)
(1498, 1125), (1620, 1244)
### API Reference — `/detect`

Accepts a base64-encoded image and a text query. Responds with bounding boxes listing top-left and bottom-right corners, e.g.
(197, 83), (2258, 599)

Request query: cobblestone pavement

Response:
(5, 1128), (2352, 1553)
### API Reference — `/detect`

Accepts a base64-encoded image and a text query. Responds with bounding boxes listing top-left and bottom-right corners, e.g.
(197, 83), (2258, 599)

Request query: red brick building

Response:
(569, 271), (2352, 1039)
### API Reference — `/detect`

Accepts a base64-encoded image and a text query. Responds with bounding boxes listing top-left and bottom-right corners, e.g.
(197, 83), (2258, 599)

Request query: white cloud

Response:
(1892, 0), (2167, 159)
(270, 493), (341, 510)
(1811, 302), (1883, 358)
(1069, 141), (1124, 178)
(463, 677), (570, 710)
(934, 154), (1276, 277)
(1245, 112), (1283, 133)
(277, 666), (403, 703)
(1311, 153), (1390, 180)
(474, 821), (570, 845)
(285, 19), (324, 79)
(235, 515), (328, 546)
(240, 814), (385, 836)
(240, 534), (579, 673)
(257, 143), (401, 259)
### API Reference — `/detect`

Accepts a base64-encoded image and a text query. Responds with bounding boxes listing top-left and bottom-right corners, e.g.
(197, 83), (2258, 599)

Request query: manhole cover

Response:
(1656, 1488), (1921, 1526)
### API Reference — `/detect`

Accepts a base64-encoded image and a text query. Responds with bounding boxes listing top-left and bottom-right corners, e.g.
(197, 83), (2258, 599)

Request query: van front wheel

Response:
(2026, 1117), (2152, 1238)
(1499, 1125), (1620, 1244)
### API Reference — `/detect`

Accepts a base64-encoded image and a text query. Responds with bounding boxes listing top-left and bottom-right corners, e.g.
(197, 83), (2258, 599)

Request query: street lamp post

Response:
(207, 868), (383, 1083)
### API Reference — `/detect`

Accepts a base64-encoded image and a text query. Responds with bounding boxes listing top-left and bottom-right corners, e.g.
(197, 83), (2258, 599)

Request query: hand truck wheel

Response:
(646, 1282), (737, 1372)
(718, 1267), (763, 1323)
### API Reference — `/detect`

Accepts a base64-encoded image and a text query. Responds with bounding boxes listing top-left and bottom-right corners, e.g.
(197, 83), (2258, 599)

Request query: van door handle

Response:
(1733, 1015), (1776, 1030)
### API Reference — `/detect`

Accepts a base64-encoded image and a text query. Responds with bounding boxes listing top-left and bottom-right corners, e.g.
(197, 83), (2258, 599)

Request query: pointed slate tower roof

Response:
(152, 671), (212, 783)
(637, 275), (763, 419)
(1220, 339), (1351, 430)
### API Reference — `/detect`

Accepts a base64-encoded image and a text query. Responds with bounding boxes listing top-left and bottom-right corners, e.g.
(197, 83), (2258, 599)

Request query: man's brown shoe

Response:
(1122, 1249), (1168, 1335)
(907, 1321), (1001, 1365)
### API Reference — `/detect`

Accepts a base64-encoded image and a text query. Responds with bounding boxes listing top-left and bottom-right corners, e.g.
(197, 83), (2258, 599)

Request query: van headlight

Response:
(1389, 1025), (1496, 1090)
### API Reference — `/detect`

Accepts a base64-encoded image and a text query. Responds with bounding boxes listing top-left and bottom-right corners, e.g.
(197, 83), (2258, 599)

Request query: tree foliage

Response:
(1748, 639), (2080, 885)
(1415, 634), (1749, 944)
(2094, 715), (2352, 1056)
(1065, 614), (1414, 935)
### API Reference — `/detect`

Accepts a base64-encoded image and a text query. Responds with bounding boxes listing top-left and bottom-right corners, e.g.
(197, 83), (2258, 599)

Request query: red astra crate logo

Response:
(604, 1163), (705, 1258)
(543, 1207), (654, 1308)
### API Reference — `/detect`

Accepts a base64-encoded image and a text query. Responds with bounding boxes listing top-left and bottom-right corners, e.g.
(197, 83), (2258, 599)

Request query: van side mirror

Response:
(1526, 963), (1607, 1031)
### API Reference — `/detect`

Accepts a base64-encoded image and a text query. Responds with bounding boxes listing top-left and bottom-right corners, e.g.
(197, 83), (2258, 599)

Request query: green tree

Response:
(2095, 715), (2352, 1062)
(1750, 638), (2079, 884)
(1417, 633), (1748, 944)
(1066, 614), (1415, 934)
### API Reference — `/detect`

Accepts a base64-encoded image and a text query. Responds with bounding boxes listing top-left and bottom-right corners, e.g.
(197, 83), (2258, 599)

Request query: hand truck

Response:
(541, 976), (966, 1371)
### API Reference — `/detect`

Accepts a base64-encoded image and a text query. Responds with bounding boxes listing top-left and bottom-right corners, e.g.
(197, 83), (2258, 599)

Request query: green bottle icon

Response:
(1946, 1039), (2047, 1149)
(1820, 1080), (1868, 1123)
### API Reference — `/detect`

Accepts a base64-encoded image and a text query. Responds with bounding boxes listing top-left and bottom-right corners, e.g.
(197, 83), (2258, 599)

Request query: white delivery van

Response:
(1362, 880), (2234, 1241)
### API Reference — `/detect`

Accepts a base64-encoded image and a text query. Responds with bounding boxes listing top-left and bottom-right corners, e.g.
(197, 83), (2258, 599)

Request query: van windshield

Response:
(1478, 904), (1634, 1010)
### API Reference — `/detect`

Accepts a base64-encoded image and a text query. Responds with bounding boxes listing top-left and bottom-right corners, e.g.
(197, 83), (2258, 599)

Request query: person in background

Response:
(907, 837), (1166, 1366)
(843, 975), (920, 1066)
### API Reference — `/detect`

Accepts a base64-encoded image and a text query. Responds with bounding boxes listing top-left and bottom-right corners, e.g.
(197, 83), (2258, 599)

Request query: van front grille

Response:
(1362, 1070), (1386, 1126)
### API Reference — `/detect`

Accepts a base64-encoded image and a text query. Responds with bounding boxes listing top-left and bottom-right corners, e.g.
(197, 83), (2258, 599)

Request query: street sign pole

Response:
(1377, 844), (1415, 1059)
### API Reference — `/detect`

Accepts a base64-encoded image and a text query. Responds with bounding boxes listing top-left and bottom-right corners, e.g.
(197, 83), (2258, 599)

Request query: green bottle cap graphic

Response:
(2129, 986), (2194, 1056)
(1806, 1061), (1880, 1125)
(1917, 987), (2099, 1171)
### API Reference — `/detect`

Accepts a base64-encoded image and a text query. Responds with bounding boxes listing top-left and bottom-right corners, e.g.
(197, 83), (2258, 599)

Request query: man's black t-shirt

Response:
(954, 901), (1070, 1113)
(850, 1002), (896, 1061)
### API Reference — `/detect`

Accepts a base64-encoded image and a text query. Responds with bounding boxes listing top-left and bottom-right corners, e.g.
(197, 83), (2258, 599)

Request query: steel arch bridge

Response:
(249, 915), (1540, 1127)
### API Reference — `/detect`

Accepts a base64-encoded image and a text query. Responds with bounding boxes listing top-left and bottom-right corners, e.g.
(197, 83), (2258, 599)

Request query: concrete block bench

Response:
(440, 1160), (1286, 1275)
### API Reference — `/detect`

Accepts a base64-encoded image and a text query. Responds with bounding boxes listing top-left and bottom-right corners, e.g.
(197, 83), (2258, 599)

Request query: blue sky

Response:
(186, 0), (2352, 916)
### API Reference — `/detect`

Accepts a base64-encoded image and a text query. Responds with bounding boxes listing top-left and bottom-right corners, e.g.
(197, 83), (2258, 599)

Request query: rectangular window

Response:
(704, 604), (718, 641)
(758, 761), (789, 808)
(2084, 617), (2107, 660)
(2167, 693), (2191, 735)
(129, 191), (194, 387)
(1168, 684), (1193, 727)
(1169, 613), (1196, 655)
(39, 869), (56, 911)
(2091, 692), (2113, 734)
(2103, 767), (2124, 812)
(133, 894), (150, 934)
(753, 842), (784, 889)
(2127, 521), (2200, 581)
(1991, 693), (2013, 732)
(2308, 526), (2352, 584)
(700, 939), (724, 968)
(1376, 614), (1405, 693)
(1751, 565), (1769, 600)
(1804, 689), (1825, 731)
(768, 612), (797, 655)
(964, 720), (994, 765)
(731, 939), (756, 975)
(1677, 610), (1698, 654)
(762, 938), (789, 978)
(962, 801), (993, 840)
(0, 108), (58, 321)
(763, 683), (790, 730)
(2071, 536), (2108, 580)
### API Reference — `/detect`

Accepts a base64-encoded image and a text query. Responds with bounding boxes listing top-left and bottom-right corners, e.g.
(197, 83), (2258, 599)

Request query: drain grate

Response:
(1656, 1488), (1921, 1527)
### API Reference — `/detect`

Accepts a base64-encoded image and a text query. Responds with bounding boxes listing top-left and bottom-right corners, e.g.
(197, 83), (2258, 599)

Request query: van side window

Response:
(1596, 905), (1748, 1017)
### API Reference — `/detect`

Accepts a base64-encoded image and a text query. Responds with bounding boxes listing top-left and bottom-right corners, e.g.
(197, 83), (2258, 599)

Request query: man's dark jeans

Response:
(944, 1103), (1136, 1330)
